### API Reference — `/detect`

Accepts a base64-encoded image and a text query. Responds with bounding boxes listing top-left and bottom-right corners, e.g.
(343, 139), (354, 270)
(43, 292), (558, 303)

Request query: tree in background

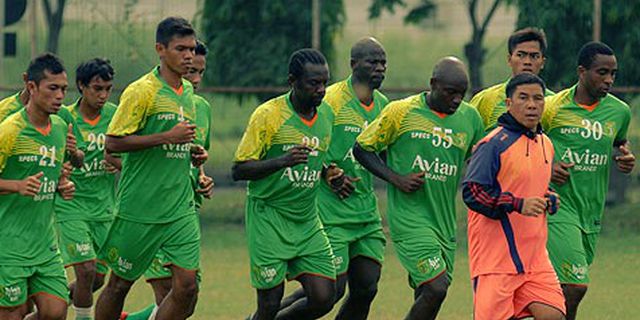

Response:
(512, 0), (640, 90)
(369, 0), (503, 93)
(200, 0), (345, 100)
(42, 0), (67, 53)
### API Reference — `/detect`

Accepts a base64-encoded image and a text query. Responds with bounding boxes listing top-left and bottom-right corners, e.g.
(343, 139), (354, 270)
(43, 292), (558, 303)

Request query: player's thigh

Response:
(547, 223), (590, 285)
(30, 290), (68, 320)
(143, 251), (172, 283)
(393, 236), (448, 289)
(288, 219), (336, 283)
(0, 305), (28, 320)
(473, 273), (521, 320)
(514, 271), (566, 319)
(98, 217), (164, 281)
(323, 224), (351, 276)
(90, 219), (113, 276)
(161, 214), (201, 272)
(583, 232), (599, 266)
(29, 255), (69, 308)
(527, 302), (566, 320)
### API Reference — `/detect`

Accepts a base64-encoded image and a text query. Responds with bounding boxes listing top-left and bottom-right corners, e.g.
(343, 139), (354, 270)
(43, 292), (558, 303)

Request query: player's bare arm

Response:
(106, 120), (196, 153)
(231, 144), (311, 181)
(102, 150), (122, 172)
(353, 142), (424, 193)
(0, 172), (44, 196)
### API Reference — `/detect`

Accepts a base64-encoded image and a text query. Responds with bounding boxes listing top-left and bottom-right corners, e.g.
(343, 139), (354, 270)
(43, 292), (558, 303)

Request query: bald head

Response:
(428, 57), (469, 114)
(431, 56), (468, 86)
(351, 37), (385, 60)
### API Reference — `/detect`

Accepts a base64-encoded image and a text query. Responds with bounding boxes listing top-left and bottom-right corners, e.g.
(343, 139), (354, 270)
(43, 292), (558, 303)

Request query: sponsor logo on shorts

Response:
(417, 256), (442, 274)
(0, 285), (22, 302)
(117, 257), (133, 273)
(333, 256), (344, 270)
(561, 262), (587, 281)
(258, 266), (277, 283)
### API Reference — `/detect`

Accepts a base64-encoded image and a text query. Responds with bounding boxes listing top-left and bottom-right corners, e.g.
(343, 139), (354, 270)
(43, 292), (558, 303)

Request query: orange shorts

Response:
(472, 272), (566, 320)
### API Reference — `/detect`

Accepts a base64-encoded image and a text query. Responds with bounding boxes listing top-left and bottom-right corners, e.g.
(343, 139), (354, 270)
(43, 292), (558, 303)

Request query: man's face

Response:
(184, 55), (206, 90)
(579, 54), (617, 99)
(291, 63), (330, 108)
(352, 49), (387, 89)
(157, 35), (196, 75)
(508, 40), (545, 76)
(80, 76), (113, 110)
(506, 83), (545, 130)
(431, 77), (468, 114)
(28, 70), (68, 115)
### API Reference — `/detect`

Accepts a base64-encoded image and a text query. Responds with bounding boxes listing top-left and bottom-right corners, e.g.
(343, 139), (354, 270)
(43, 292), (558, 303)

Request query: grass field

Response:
(111, 225), (640, 319)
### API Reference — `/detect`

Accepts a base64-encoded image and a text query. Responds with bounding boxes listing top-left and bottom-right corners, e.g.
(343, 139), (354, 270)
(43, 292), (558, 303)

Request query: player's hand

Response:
(279, 144), (312, 167)
(17, 172), (43, 197)
(191, 145), (208, 167)
(551, 161), (574, 185)
(325, 163), (360, 199)
(545, 191), (560, 215)
(101, 160), (119, 173)
(164, 121), (196, 144)
(65, 124), (77, 155)
(57, 176), (75, 200)
(391, 171), (425, 193)
(197, 174), (214, 199)
(615, 143), (635, 174)
(520, 197), (546, 217)
(60, 161), (73, 178)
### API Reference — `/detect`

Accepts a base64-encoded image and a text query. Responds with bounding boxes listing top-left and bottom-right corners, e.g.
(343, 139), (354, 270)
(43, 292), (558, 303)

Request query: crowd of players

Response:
(0, 16), (634, 320)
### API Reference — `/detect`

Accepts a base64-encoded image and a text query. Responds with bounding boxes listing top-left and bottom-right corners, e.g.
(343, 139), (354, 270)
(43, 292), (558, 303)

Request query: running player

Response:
(0, 66), (85, 168)
(543, 42), (635, 320)
(0, 53), (75, 320)
(470, 27), (554, 133)
(232, 48), (337, 320)
(279, 37), (388, 319)
(53, 58), (117, 320)
(124, 40), (214, 320)
(354, 57), (484, 319)
(95, 17), (205, 320)
(463, 73), (565, 320)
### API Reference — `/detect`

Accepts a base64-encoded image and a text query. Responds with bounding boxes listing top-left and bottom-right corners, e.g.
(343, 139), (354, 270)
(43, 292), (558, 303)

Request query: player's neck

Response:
(19, 89), (30, 106)
(289, 93), (316, 120)
(352, 78), (373, 105)
(25, 103), (50, 128)
(78, 98), (101, 120)
(158, 64), (183, 90)
(574, 84), (600, 106)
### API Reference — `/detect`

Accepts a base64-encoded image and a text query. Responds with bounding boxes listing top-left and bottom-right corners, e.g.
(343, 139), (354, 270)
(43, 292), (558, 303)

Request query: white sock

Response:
(73, 305), (93, 319)
(148, 305), (159, 320)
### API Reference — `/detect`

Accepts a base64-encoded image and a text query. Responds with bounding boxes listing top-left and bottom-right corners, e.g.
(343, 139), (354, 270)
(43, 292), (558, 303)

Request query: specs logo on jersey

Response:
(411, 127), (455, 149)
(157, 113), (177, 121)
(411, 155), (458, 182)
(560, 148), (607, 172)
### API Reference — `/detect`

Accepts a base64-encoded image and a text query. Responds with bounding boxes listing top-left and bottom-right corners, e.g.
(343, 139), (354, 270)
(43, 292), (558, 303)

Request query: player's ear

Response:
(155, 42), (165, 56)
(505, 97), (512, 109)
(26, 80), (37, 95)
(288, 74), (296, 87)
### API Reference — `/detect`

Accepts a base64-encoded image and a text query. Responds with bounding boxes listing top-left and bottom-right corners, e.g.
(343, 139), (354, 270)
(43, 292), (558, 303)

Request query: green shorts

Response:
(143, 251), (203, 283)
(99, 214), (200, 281)
(246, 198), (336, 289)
(324, 222), (386, 275)
(0, 255), (69, 307)
(56, 219), (111, 275)
(393, 231), (456, 289)
(547, 222), (598, 285)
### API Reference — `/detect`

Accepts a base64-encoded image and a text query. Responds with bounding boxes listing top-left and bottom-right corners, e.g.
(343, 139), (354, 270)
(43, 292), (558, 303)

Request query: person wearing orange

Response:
(462, 73), (565, 320)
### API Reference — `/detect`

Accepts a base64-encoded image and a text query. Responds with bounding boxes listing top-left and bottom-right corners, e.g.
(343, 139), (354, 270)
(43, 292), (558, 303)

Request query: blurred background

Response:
(1, 0), (638, 318)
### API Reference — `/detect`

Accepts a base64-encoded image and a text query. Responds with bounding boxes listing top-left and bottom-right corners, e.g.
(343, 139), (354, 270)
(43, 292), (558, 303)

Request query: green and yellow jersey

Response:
(107, 67), (197, 224)
(357, 94), (484, 242)
(54, 101), (118, 222)
(234, 92), (334, 222)
(542, 85), (631, 233)
(191, 94), (212, 209)
(318, 76), (388, 225)
(470, 80), (555, 133)
(0, 109), (68, 265)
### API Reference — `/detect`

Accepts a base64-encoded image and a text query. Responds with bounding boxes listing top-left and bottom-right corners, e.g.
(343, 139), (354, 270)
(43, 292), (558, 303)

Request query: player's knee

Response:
(259, 296), (281, 316)
(37, 304), (68, 320)
(351, 282), (378, 303)
(93, 274), (106, 291)
(74, 261), (97, 282)
(106, 276), (133, 296)
(173, 276), (199, 301)
(419, 280), (448, 303)
(308, 288), (335, 315)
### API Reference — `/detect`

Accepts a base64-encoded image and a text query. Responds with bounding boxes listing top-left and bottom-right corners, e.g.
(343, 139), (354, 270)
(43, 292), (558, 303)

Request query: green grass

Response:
(101, 225), (639, 320)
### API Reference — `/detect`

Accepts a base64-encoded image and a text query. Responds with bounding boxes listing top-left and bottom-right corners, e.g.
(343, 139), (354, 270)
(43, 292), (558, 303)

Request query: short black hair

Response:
(577, 41), (614, 69)
(27, 53), (65, 84)
(76, 58), (114, 92)
(508, 27), (547, 55)
(288, 48), (327, 78)
(156, 17), (195, 46)
(195, 40), (208, 56)
(506, 73), (546, 98)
